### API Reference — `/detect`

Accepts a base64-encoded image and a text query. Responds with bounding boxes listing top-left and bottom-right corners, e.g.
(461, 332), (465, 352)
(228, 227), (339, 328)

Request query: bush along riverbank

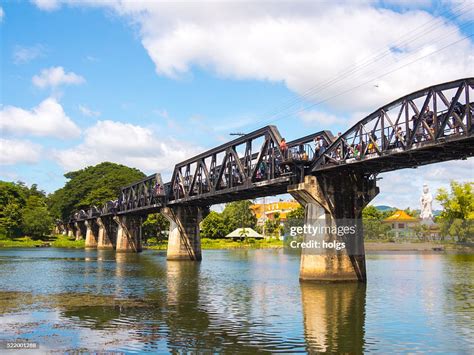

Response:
(0, 234), (85, 248)
(1, 234), (471, 252)
(145, 237), (284, 250)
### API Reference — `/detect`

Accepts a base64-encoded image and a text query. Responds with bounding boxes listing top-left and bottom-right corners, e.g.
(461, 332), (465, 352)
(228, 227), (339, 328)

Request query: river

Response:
(0, 248), (472, 353)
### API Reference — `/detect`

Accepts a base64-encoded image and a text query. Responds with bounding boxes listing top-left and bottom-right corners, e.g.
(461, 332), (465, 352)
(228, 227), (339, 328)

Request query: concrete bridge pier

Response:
(96, 217), (115, 249)
(113, 215), (142, 252)
(84, 220), (99, 248)
(162, 206), (208, 261)
(288, 174), (379, 282)
(74, 222), (85, 241)
(67, 224), (74, 238)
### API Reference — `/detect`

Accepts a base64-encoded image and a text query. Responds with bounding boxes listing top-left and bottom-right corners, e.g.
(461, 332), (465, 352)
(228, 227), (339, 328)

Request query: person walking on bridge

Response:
(314, 136), (327, 158)
(280, 138), (288, 160)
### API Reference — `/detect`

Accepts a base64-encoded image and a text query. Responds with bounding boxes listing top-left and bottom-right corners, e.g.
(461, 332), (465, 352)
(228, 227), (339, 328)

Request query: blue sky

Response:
(0, 0), (473, 209)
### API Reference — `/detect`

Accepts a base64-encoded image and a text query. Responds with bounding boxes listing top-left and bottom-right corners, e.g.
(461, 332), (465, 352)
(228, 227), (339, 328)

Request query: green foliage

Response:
(284, 205), (304, 234)
(362, 205), (391, 240)
(195, 237), (282, 250)
(142, 213), (170, 242)
(287, 205), (304, 220)
(404, 208), (420, 218)
(264, 217), (282, 236)
(1, 202), (23, 237)
(21, 196), (54, 238)
(200, 200), (257, 238)
(412, 223), (431, 241)
(0, 181), (26, 237)
(0, 181), (52, 238)
(436, 181), (474, 242)
(50, 234), (85, 248)
(0, 236), (44, 248)
(47, 162), (145, 220)
(0, 234), (85, 248)
(221, 200), (257, 231)
(200, 211), (229, 238)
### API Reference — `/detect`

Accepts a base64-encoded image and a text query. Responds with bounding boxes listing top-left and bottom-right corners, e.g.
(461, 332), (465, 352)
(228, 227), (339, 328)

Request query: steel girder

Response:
(310, 77), (474, 175)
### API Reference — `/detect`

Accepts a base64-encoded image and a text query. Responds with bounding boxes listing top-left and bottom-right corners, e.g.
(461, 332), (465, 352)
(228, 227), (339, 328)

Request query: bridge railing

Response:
(167, 127), (333, 203)
(168, 126), (284, 202)
(286, 131), (334, 164)
(311, 77), (473, 172)
(70, 206), (101, 222)
(117, 173), (165, 213)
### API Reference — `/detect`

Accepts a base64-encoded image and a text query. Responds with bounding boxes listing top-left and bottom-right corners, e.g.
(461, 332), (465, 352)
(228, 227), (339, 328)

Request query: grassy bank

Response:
(146, 237), (284, 250)
(0, 234), (85, 249)
(1, 234), (470, 252)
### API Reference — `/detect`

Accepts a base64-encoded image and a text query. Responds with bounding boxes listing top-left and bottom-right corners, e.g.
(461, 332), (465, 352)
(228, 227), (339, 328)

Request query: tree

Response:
(222, 200), (257, 231)
(0, 202), (23, 238)
(48, 162), (145, 220)
(201, 211), (229, 238)
(264, 217), (282, 236)
(0, 181), (28, 237)
(142, 213), (170, 242)
(284, 205), (304, 234)
(21, 196), (54, 238)
(436, 181), (473, 242)
(404, 208), (420, 218)
(362, 205), (391, 240)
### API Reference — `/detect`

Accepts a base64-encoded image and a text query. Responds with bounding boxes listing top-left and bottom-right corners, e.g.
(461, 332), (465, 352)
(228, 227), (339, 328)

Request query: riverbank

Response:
(147, 239), (473, 252)
(0, 235), (85, 248)
(0, 235), (472, 252)
(146, 237), (284, 250)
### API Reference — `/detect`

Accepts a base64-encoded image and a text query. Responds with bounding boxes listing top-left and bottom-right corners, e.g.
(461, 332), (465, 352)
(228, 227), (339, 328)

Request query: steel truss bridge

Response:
(70, 77), (473, 224)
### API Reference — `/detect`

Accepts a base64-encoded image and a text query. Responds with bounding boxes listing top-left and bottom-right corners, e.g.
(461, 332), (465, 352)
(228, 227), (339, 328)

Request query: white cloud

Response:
(54, 120), (202, 174)
(298, 110), (341, 125)
(31, 0), (61, 11)
(32, 1), (473, 114)
(0, 6), (4, 22)
(374, 158), (474, 209)
(78, 105), (100, 117)
(85, 55), (99, 62)
(0, 139), (42, 165)
(444, 0), (474, 20)
(0, 97), (81, 139)
(32, 66), (85, 89)
(12, 44), (45, 64)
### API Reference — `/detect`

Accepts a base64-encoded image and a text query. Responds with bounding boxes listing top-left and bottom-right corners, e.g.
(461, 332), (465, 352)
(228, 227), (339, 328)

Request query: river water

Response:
(0, 248), (472, 353)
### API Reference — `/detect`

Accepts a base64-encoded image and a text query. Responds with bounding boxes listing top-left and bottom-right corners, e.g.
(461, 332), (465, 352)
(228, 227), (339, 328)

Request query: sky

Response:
(0, 0), (473, 210)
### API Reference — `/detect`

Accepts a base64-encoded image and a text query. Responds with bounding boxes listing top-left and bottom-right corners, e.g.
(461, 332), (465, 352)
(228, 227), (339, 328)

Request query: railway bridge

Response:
(63, 78), (474, 282)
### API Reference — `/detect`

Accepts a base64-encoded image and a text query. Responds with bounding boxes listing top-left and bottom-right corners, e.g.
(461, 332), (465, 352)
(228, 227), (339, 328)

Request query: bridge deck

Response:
(66, 77), (473, 223)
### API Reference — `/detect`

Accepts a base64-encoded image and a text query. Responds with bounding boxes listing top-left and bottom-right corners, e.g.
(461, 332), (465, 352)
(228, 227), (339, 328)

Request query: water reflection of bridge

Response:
(62, 78), (473, 282)
(60, 253), (367, 352)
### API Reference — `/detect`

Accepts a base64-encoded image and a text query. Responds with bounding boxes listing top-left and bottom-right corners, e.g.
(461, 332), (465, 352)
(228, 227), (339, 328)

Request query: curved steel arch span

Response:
(65, 77), (473, 223)
(310, 77), (474, 175)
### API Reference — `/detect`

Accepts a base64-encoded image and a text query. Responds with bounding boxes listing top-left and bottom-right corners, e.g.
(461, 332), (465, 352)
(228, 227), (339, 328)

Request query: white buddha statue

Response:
(420, 184), (434, 224)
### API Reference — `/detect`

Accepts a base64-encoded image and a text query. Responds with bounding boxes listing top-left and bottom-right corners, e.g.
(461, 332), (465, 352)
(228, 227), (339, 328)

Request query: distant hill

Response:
(375, 205), (395, 211)
(374, 205), (442, 217)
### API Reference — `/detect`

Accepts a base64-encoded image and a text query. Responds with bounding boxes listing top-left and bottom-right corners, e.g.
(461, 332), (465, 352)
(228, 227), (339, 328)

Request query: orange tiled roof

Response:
(250, 201), (300, 219)
(384, 210), (418, 222)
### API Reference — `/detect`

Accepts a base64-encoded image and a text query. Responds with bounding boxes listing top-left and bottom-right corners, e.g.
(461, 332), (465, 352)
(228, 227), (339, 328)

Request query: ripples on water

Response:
(0, 248), (472, 353)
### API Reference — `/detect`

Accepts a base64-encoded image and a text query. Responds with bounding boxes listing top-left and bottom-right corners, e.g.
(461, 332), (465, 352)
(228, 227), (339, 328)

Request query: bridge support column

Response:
(162, 206), (207, 261)
(67, 224), (74, 238)
(114, 215), (142, 253)
(97, 217), (115, 249)
(74, 222), (85, 241)
(84, 220), (98, 248)
(288, 174), (378, 282)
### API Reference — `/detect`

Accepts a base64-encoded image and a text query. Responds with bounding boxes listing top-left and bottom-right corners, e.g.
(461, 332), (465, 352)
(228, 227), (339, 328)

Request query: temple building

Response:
(383, 210), (419, 238)
(250, 200), (300, 226)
